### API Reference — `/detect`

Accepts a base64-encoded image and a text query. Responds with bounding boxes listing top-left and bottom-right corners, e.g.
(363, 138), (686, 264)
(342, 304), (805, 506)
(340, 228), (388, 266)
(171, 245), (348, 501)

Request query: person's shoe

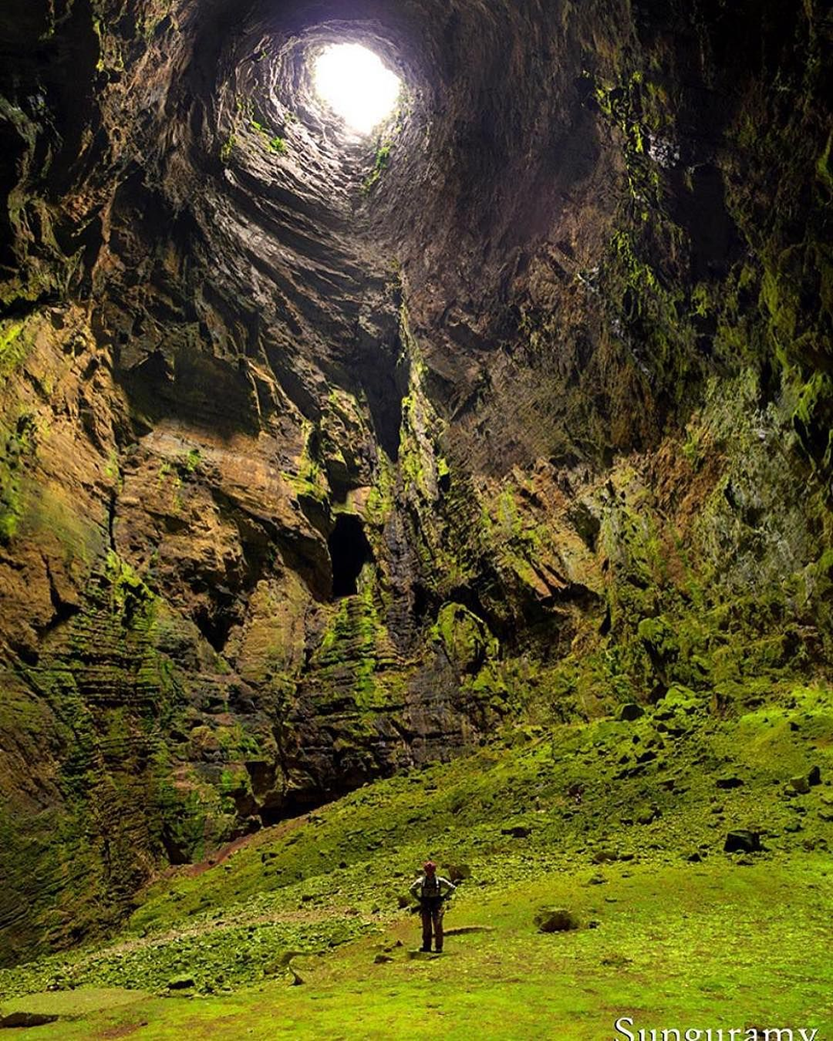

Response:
(434, 948), (443, 954)
(420, 947), (431, 953)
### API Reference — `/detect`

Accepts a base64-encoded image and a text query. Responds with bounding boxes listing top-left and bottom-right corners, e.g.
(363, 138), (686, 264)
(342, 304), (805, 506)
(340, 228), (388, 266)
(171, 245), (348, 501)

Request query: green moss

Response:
(816, 129), (833, 192)
(0, 414), (36, 543)
(792, 371), (833, 469)
(431, 603), (498, 674)
(220, 133), (236, 164)
(363, 143), (392, 193)
(3, 678), (831, 1016)
(0, 320), (28, 378)
(184, 447), (201, 472)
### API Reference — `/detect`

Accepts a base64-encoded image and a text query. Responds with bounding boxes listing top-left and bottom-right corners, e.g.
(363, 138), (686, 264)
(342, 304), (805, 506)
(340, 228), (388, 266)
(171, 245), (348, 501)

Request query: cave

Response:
(329, 513), (373, 597)
(0, 0), (831, 1030)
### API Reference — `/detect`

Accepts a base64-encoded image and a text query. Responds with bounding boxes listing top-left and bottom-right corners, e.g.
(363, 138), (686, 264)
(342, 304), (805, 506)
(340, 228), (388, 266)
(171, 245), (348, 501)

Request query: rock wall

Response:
(0, 0), (830, 962)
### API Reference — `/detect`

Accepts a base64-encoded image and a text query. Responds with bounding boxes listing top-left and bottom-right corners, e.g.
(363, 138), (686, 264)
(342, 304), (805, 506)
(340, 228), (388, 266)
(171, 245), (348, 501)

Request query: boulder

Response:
(808, 765), (822, 786)
(534, 907), (579, 933)
(618, 703), (644, 721)
(789, 775), (811, 794)
(0, 1013), (60, 1028)
(723, 830), (761, 854)
(167, 976), (195, 990)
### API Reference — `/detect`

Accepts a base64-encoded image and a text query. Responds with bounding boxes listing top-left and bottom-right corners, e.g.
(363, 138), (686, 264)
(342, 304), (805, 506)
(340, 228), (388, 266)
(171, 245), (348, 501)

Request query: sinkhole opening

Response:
(329, 514), (373, 597)
(313, 43), (401, 134)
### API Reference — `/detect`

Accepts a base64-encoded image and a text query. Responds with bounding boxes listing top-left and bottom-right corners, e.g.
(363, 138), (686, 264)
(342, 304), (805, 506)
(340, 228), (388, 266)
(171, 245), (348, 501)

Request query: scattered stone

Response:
(501, 825), (531, 838)
(586, 874), (607, 885)
(618, 703), (644, 721)
(397, 895), (411, 909)
(808, 765), (822, 786)
(374, 954), (394, 964)
(790, 775), (811, 794)
(636, 806), (660, 825)
(592, 850), (619, 864)
(588, 920), (601, 929)
(723, 830), (761, 853)
(687, 851), (702, 862)
(534, 907), (579, 933)
(716, 776), (744, 790)
(784, 821), (803, 833)
(167, 976), (195, 991)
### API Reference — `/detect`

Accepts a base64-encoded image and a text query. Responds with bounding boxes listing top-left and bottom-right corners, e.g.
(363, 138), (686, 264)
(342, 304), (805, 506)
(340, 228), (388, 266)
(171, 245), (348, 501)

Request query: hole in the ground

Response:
(313, 43), (401, 134)
(329, 513), (373, 597)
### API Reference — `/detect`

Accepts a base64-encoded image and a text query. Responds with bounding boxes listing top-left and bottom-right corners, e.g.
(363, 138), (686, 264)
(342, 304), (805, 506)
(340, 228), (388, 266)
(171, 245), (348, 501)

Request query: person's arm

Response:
(439, 877), (457, 897)
(409, 876), (423, 897)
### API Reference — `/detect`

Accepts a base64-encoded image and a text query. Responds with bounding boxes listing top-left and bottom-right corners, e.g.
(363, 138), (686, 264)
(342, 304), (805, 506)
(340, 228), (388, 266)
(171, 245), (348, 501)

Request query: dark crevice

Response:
(329, 513), (373, 597)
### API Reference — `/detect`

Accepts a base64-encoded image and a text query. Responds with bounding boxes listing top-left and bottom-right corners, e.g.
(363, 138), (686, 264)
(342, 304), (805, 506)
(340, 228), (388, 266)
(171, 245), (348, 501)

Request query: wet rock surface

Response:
(0, 0), (830, 962)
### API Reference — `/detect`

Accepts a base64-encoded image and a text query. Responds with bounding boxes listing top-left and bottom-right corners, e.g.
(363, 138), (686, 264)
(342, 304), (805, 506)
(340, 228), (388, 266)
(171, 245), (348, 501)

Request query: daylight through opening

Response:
(313, 43), (401, 133)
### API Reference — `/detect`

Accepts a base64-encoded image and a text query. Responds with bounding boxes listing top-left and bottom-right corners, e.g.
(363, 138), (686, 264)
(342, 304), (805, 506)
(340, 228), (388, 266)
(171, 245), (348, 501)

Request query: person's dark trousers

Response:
(420, 898), (444, 951)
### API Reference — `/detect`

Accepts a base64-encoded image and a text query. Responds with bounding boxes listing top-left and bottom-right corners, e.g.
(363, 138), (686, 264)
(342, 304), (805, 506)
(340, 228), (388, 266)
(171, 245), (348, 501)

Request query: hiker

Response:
(409, 860), (456, 952)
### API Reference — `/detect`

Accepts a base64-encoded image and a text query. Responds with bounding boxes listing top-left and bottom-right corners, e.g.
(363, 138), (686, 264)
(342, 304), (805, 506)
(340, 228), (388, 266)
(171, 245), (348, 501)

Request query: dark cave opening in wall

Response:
(329, 513), (373, 597)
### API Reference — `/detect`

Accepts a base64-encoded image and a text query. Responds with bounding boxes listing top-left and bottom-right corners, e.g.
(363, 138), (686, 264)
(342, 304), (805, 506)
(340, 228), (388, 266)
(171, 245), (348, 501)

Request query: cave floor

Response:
(2, 684), (832, 1038)
(3, 855), (831, 1039)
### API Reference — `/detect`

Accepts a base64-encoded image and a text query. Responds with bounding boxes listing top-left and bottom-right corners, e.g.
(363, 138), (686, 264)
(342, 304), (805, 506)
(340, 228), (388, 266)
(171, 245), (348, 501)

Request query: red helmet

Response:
(423, 860), (437, 872)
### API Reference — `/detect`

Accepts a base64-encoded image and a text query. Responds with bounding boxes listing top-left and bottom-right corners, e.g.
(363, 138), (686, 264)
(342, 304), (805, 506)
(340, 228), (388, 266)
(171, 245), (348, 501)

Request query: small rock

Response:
(534, 907), (579, 933)
(374, 954), (394, 964)
(501, 825), (531, 838)
(723, 830), (761, 854)
(716, 776), (744, 790)
(636, 806), (659, 825)
(808, 766), (822, 787)
(687, 851), (702, 862)
(789, 776), (811, 795)
(586, 874), (607, 885)
(618, 703), (644, 721)
(446, 862), (472, 881)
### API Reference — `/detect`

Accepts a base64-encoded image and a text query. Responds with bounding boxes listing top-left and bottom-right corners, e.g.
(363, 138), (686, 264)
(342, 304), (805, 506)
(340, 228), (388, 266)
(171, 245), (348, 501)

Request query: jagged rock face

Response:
(0, 0), (830, 960)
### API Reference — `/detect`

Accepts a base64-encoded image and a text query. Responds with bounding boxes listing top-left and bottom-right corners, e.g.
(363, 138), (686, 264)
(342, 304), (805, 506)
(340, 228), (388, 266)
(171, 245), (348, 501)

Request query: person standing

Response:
(409, 860), (456, 952)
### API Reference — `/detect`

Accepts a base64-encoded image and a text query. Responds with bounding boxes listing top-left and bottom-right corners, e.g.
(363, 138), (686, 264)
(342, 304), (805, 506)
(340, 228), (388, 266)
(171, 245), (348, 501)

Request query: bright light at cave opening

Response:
(313, 44), (401, 134)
